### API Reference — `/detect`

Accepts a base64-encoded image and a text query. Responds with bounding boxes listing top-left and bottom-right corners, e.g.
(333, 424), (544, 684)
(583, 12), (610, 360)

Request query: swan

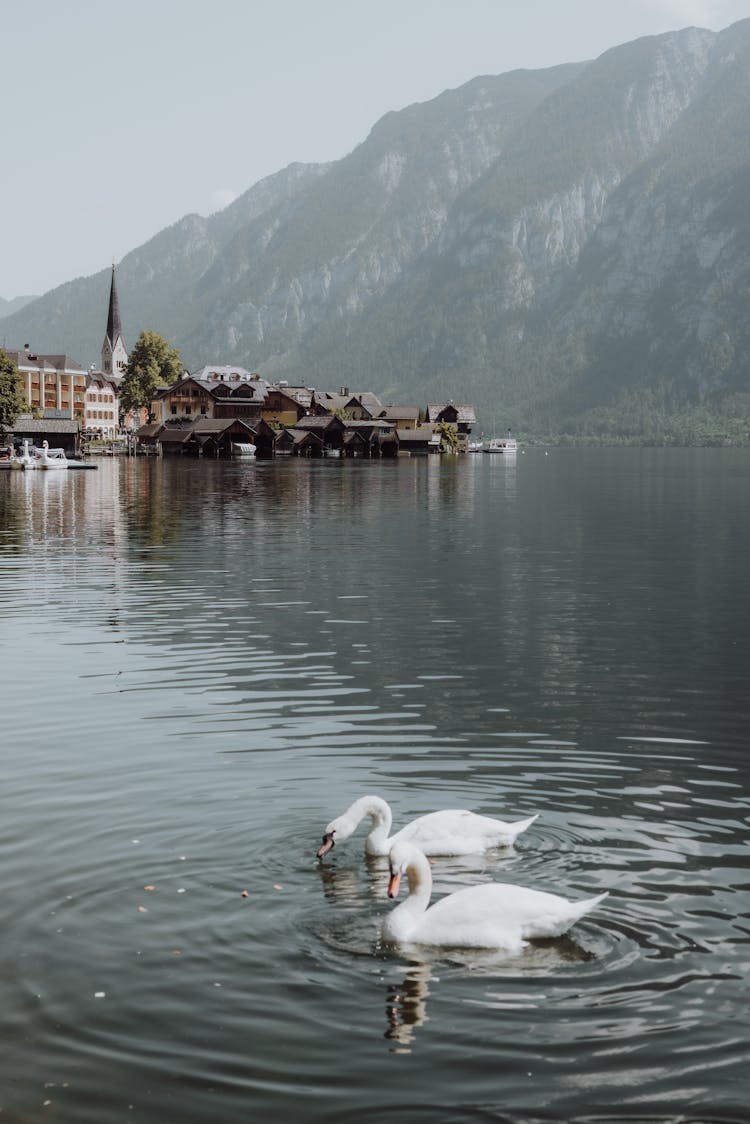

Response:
(316, 794), (538, 858)
(382, 840), (607, 951)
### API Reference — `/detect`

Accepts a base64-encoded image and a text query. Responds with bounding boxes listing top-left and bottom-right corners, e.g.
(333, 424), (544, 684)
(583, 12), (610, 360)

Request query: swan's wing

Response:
(413, 884), (606, 948)
(482, 884), (608, 939)
(409, 883), (526, 950)
(395, 810), (535, 854)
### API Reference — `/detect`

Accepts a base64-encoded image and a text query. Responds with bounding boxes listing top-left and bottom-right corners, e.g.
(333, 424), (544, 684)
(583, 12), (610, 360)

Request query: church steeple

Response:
(101, 264), (128, 376)
(106, 264), (122, 346)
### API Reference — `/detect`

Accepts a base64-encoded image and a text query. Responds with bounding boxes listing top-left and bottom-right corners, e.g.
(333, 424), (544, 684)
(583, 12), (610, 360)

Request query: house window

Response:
(171, 405), (177, 414)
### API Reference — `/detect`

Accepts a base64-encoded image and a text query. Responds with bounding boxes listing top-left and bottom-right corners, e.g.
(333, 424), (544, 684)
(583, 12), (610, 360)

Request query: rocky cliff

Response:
(4, 18), (749, 441)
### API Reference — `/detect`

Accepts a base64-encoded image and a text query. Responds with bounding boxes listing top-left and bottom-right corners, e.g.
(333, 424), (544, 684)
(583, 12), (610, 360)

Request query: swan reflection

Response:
(314, 854), (391, 905)
(384, 962), (433, 1051)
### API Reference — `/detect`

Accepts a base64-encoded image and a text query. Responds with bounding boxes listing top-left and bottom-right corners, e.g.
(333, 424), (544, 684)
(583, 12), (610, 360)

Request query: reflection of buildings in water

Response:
(486, 453), (518, 501)
(5, 462), (125, 546)
(2, 465), (127, 623)
(423, 455), (477, 516)
(384, 962), (432, 1051)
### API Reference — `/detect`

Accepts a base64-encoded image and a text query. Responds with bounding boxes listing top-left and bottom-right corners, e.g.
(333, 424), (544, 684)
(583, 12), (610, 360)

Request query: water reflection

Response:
(385, 962), (432, 1050)
(2, 451), (750, 1123)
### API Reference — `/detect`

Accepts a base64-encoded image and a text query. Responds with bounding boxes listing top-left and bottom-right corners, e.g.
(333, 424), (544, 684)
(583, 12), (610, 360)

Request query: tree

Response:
(435, 420), (458, 451)
(0, 348), (28, 432)
(119, 330), (183, 422)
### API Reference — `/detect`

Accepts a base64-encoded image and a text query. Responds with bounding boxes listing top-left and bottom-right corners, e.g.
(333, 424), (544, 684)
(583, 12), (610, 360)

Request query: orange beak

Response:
(387, 870), (401, 899)
(316, 832), (335, 859)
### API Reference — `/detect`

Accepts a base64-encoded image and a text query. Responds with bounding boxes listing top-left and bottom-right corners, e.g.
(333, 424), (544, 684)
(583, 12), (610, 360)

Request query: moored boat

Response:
(8, 439), (39, 469)
(3, 439), (97, 470)
(484, 431), (518, 455)
(35, 441), (69, 470)
(231, 442), (257, 457)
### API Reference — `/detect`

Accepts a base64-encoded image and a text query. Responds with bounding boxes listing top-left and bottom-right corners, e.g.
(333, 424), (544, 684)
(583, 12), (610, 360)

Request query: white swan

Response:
(316, 794), (538, 858)
(382, 840), (607, 951)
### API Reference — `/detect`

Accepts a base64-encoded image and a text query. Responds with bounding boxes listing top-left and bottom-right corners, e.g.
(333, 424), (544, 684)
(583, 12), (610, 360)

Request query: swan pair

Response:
(317, 795), (607, 951)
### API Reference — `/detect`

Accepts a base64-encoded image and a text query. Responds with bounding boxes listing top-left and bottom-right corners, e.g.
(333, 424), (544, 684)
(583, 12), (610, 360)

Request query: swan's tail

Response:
(501, 813), (539, 843)
(570, 890), (609, 922)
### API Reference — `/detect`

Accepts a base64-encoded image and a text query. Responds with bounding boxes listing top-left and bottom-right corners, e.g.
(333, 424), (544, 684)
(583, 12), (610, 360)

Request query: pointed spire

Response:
(106, 264), (122, 347)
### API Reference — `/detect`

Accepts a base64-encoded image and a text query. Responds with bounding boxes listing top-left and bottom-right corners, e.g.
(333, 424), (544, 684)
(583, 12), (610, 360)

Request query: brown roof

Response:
(347, 392), (383, 413)
(158, 429), (193, 445)
(396, 426), (441, 443)
(294, 415), (343, 432)
(3, 349), (86, 374)
(135, 423), (162, 439)
(425, 403), (477, 424)
(10, 415), (80, 434)
(379, 405), (420, 422)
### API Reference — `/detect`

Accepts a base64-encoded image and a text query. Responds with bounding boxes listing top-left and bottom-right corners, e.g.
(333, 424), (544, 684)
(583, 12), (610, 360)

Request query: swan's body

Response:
(383, 841), (607, 951)
(316, 794), (537, 858)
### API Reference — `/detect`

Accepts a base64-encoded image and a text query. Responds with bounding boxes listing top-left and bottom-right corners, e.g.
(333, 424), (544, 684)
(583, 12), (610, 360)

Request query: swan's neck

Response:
(350, 795), (392, 852)
(386, 851), (433, 940)
(404, 852), (432, 913)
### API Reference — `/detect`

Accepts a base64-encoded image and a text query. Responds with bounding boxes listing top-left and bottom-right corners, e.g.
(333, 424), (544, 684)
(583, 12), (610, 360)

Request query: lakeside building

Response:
(5, 265), (134, 448)
(137, 373), (475, 458)
(84, 369), (120, 439)
(4, 347), (87, 422)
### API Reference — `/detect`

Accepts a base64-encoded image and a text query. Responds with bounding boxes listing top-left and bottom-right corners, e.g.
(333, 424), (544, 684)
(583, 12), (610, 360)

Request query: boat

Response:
(231, 442), (257, 457)
(4, 439), (97, 470)
(467, 440), (484, 453)
(8, 439), (39, 469)
(484, 430), (518, 455)
(35, 441), (69, 470)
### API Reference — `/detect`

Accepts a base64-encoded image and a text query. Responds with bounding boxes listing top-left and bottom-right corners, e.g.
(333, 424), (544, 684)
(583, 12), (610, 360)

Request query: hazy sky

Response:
(3, 0), (749, 298)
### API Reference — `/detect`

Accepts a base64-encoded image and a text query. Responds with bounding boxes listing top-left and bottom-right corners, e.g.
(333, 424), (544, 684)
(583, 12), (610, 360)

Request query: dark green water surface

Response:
(1, 449), (748, 1122)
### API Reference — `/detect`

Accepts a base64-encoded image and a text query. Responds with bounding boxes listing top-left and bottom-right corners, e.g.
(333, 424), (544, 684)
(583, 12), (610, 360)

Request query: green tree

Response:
(120, 330), (183, 422)
(0, 348), (28, 432)
(435, 420), (458, 451)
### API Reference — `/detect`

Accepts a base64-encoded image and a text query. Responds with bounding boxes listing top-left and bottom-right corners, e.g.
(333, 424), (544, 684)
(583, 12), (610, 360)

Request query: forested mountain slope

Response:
(4, 19), (750, 441)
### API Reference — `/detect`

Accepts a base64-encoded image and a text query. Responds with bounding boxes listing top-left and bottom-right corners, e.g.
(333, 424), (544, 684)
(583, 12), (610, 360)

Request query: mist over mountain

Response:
(4, 18), (750, 441)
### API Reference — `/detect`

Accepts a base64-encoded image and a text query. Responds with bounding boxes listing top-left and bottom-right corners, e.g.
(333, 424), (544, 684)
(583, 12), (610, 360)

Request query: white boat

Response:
(484, 432), (518, 455)
(9, 439), (40, 470)
(35, 441), (69, 470)
(467, 440), (484, 452)
(231, 442), (257, 457)
(5, 439), (94, 470)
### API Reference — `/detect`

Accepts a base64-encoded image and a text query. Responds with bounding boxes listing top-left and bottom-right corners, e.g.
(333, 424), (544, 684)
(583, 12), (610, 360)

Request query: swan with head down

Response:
(382, 840), (607, 951)
(316, 794), (538, 858)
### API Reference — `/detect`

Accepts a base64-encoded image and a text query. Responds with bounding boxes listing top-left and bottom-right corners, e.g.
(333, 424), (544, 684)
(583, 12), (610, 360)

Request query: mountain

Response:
(4, 19), (750, 442)
(0, 294), (37, 319)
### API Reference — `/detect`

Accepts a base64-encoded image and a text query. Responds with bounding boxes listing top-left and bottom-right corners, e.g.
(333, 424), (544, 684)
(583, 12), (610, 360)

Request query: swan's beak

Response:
(387, 870), (401, 899)
(317, 832), (335, 859)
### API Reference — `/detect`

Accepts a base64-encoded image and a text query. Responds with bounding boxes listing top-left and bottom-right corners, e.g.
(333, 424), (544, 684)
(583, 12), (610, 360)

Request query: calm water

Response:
(0, 449), (748, 1123)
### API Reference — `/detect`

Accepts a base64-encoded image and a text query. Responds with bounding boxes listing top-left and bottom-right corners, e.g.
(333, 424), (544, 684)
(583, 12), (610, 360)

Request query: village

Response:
(3, 268), (478, 460)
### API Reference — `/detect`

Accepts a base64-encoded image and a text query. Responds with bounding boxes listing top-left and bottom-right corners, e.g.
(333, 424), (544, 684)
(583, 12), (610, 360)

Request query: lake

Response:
(0, 449), (748, 1123)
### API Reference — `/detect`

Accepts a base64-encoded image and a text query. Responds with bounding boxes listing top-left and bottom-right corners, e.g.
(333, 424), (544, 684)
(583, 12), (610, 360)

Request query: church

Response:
(84, 266), (130, 439)
(100, 265), (128, 377)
